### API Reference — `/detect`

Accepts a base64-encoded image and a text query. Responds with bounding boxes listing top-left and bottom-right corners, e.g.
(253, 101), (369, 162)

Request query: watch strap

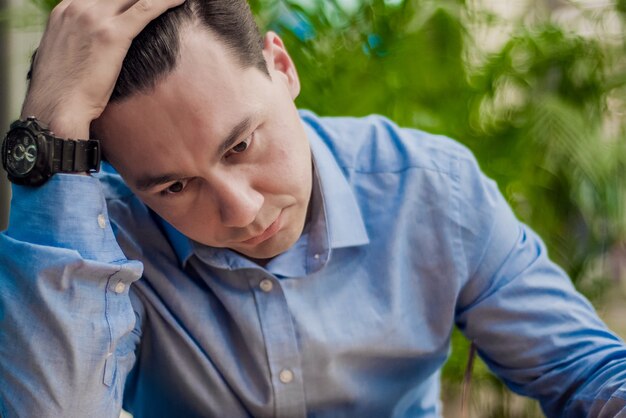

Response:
(51, 137), (101, 174)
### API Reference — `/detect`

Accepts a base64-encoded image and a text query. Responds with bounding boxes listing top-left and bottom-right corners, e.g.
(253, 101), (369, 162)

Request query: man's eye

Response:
(225, 133), (254, 158)
(231, 141), (248, 153)
(169, 182), (184, 193)
(159, 180), (188, 196)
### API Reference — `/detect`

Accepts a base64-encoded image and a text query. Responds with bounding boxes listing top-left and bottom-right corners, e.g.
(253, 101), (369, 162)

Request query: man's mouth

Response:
(240, 210), (284, 246)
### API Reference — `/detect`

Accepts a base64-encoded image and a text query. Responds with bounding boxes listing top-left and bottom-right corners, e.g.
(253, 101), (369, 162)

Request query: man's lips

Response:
(240, 211), (284, 246)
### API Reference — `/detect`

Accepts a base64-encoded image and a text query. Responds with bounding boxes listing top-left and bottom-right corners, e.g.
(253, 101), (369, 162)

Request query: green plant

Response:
(255, 0), (626, 287)
(253, 1), (626, 416)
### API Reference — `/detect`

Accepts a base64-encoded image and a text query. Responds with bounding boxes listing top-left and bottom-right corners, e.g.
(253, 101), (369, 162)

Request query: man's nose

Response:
(211, 180), (264, 228)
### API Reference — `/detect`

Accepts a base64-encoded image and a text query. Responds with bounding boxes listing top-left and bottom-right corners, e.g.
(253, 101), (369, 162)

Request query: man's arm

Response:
(0, 0), (183, 415)
(453, 151), (626, 417)
(0, 175), (143, 416)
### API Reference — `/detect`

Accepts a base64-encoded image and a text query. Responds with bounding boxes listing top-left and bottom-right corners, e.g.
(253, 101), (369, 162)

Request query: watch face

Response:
(4, 128), (39, 176)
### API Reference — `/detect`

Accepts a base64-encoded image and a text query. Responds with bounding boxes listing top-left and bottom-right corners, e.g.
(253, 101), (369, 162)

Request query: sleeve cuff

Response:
(6, 174), (127, 262)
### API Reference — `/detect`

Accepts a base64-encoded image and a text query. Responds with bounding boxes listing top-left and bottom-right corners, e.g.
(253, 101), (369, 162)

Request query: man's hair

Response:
(28, 0), (268, 103)
(113, 0), (268, 102)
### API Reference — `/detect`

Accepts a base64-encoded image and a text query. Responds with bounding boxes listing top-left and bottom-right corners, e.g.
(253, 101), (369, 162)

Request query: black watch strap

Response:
(51, 137), (101, 173)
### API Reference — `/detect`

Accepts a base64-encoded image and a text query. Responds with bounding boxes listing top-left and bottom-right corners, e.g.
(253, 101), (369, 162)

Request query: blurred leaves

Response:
(252, 1), (626, 415)
(0, 1), (46, 30)
(29, 0), (55, 11)
(253, 0), (626, 290)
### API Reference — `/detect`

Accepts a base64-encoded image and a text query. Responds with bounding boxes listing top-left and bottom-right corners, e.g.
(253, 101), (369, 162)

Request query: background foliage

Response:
(251, 0), (626, 289)
(20, 0), (626, 416)
(250, 1), (626, 416)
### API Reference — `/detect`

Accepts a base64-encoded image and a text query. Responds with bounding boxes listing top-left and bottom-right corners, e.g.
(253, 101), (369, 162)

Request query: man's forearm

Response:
(0, 176), (142, 417)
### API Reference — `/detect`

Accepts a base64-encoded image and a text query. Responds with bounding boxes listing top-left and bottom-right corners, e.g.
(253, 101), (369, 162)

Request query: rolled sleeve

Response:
(6, 174), (126, 262)
(453, 154), (626, 417)
(0, 174), (142, 417)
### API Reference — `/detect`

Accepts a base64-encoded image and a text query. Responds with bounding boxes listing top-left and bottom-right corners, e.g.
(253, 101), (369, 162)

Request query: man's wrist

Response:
(2, 117), (101, 186)
(20, 102), (93, 140)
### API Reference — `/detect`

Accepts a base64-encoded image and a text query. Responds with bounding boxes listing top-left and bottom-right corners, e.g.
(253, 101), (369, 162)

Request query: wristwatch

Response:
(1, 117), (101, 186)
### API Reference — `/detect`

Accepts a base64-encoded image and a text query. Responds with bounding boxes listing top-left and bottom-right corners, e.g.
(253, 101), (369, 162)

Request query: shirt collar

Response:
(303, 114), (369, 250)
(161, 112), (370, 270)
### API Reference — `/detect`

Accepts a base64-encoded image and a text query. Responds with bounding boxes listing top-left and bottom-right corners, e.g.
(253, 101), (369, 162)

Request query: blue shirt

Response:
(1, 111), (626, 418)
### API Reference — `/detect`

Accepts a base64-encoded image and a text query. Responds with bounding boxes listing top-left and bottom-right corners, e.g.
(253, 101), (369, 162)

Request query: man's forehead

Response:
(93, 24), (275, 177)
(105, 23), (254, 109)
(98, 100), (263, 181)
(98, 63), (264, 142)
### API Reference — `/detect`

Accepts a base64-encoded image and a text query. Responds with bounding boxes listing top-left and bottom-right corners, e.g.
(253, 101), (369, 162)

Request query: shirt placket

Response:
(249, 272), (307, 418)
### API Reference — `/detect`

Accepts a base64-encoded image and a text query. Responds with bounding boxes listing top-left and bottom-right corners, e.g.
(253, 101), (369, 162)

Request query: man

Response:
(1, 0), (625, 417)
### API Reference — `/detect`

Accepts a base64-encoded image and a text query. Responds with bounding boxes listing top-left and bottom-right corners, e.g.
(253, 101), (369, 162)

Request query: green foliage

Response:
(254, 0), (475, 136)
(29, 0), (56, 12)
(251, 0), (626, 415)
(253, 0), (626, 288)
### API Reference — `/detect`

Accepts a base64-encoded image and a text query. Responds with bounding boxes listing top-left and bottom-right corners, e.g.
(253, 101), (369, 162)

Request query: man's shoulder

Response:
(299, 110), (475, 177)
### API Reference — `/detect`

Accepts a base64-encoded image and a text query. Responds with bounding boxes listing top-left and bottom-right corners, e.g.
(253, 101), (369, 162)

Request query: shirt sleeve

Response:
(452, 151), (626, 418)
(0, 174), (143, 418)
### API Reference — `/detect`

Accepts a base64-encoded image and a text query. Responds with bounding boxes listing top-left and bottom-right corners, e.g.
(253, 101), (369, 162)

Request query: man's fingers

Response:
(106, 0), (150, 15)
(48, 0), (75, 21)
(76, 0), (169, 18)
(51, 0), (183, 33)
(24, 0), (186, 130)
(119, 0), (186, 36)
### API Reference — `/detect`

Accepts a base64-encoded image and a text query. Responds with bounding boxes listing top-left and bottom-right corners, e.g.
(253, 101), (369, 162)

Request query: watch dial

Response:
(5, 129), (38, 176)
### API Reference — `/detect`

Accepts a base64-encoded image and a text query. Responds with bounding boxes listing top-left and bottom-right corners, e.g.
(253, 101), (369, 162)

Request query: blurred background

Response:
(1, 0), (626, 417)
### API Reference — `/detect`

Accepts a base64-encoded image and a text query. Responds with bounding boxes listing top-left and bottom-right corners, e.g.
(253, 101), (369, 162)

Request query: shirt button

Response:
(279, 368), (294, 384)
(97, 214), (106, 229)
(114, 282), (126, 294)
(259, 279), (273, 293)
(314, 253), (320, 260)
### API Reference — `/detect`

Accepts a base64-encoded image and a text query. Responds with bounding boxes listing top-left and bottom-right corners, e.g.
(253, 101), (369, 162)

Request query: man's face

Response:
(95, 26), (312, 260)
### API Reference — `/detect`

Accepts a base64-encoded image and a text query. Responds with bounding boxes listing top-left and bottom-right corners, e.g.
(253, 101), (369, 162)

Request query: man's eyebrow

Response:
(134, 115), (257, 192)
(217, 116), (253, 156)
(135, 172), (187, 192)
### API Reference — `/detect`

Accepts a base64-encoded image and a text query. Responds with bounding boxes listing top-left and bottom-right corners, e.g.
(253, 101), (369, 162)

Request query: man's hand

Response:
(21, 0), (185, 139)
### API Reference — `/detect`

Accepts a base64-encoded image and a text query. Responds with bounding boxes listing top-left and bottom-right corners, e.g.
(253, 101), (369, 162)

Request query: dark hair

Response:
(28, 0), (268, 103)
(113, 0), (268, 102)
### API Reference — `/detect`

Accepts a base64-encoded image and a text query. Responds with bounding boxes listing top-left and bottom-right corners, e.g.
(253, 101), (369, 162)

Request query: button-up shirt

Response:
(1, 111), (626, 418)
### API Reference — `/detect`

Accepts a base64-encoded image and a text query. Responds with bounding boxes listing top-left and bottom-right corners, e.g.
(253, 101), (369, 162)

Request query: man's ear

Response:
(262, 32), (300, 99)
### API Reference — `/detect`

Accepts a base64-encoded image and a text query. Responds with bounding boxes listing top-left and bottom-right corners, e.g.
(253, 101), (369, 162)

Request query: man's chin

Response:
(234, 231), (300, 262)
(235, 243), (291, 262)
